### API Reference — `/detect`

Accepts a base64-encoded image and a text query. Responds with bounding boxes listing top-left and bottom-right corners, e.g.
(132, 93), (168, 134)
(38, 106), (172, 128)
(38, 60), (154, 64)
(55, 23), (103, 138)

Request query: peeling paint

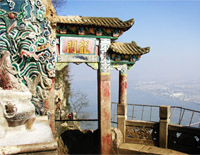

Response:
(102, 133), (111, 153)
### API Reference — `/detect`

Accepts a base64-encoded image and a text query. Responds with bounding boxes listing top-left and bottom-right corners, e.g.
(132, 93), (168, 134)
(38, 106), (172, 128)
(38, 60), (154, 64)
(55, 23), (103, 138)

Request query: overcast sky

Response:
(57, 0), (200, 83)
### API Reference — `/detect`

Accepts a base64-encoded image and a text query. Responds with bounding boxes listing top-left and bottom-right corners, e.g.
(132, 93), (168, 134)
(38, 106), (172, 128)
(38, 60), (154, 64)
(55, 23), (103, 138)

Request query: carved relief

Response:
(0, 51), (27, 91)
(0, 0), (55, 114)
(0, 50), (36, 138)
(99, 39), (111, 73)
(6, 0), (15, 11)
(0, 90), (36, 139)
(126, 125), (158, 144)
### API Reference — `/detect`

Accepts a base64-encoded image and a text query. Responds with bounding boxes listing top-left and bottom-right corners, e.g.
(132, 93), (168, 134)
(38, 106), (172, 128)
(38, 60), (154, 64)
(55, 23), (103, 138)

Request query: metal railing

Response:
(170, 106), (200, 127)
(127, 103), (160, 122)
(55, 103), (200, 129)
(111, 102), (200, 128)
(55, 111), (98, 130)
(111, 102), (118, 124)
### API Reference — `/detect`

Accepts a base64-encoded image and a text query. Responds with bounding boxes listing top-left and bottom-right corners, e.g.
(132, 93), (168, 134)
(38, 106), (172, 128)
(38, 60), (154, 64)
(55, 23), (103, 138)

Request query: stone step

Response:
(118, 143), (188, 155)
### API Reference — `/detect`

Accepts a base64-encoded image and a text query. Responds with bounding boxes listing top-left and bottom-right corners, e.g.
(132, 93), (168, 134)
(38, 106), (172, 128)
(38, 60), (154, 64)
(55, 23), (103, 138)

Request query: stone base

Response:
(0, 116), (57, 154)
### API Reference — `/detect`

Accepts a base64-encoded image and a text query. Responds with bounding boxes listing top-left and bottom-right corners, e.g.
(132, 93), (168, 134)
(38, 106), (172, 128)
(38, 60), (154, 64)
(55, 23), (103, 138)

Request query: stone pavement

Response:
(118, 143), (188, 155)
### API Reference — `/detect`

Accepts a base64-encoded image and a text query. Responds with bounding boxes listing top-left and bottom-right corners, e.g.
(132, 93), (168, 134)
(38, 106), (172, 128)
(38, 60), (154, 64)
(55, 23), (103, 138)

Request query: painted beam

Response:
(57, 55), (99, 63)
(56, 34), (118, 40)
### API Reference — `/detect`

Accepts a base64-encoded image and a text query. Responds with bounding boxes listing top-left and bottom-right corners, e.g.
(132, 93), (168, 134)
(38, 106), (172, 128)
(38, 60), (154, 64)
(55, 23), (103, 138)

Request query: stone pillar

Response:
(159, 105), (170, 148)
(117, 65), (127, 142)
(98, 38), (111, 154)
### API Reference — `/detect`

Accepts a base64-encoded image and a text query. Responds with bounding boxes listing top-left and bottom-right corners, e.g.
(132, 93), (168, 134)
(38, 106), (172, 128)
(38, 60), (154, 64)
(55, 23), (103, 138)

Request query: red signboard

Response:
(61, 37), (96, 55)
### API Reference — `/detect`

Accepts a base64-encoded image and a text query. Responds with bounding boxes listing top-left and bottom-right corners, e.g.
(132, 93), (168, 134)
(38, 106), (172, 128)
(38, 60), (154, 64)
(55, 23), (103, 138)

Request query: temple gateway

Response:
(55, 15), (150, 154)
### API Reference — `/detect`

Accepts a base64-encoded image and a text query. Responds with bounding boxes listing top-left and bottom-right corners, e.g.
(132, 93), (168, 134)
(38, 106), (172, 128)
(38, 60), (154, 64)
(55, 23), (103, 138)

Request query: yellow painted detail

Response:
(100, 72), (110, 76)
(56, 62), (68, 70)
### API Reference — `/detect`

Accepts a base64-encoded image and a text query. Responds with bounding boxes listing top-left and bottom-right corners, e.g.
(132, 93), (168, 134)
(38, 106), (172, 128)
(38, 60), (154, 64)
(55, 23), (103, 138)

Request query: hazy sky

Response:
(57, 0), (200, 83)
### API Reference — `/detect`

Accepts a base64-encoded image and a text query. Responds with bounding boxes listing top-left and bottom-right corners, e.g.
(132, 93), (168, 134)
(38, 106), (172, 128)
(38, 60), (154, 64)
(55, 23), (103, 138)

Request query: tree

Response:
(52, 0), (67, 10)
(55, 65), (90, 120)
(68, 89), (92, 129)
(69, 89), (89, 119)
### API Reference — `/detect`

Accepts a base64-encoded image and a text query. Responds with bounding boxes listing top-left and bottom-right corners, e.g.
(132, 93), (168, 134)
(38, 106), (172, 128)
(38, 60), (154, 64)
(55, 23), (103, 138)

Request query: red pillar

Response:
(98, 38), (111, 154)
(119, 72), (127, 105)
(98, 72), (111, 154)
(118, 67), (128, 142)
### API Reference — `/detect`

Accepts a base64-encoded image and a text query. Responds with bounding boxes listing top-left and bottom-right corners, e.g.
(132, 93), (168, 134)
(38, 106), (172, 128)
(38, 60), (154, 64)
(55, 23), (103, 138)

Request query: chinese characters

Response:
(66, 40), (90, 54)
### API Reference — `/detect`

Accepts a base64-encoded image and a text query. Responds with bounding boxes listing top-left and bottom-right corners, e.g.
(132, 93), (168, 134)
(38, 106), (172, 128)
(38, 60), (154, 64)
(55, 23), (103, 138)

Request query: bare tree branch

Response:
(69, 90), (89, 118)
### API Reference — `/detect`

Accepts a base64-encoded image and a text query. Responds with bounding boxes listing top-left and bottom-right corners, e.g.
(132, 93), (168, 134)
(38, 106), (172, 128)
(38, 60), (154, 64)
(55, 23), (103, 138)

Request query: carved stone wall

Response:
(126, 126), (159, 143)
(125, 120), (159, 146)
(0, 0), (56, 114)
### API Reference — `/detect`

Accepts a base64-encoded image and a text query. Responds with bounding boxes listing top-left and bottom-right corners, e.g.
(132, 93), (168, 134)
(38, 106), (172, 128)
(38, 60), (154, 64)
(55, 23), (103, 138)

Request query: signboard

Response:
(60, 37), (96, 55)
(58, 37), (98, 63)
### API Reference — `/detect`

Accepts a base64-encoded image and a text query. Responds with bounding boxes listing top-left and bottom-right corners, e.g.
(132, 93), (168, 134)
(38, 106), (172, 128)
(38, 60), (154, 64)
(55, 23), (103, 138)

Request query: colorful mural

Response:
(0, 0), (55, 114)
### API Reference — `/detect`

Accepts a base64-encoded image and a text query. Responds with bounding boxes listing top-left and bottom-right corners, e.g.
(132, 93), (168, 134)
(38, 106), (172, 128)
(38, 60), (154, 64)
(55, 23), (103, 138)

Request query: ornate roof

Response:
(110, 41), (150, 55)
(55, 16), (134, 30)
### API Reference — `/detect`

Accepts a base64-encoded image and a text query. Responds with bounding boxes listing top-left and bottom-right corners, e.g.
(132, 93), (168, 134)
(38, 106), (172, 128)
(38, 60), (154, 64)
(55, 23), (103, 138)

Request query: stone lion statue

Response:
(0, 51), (35, 138)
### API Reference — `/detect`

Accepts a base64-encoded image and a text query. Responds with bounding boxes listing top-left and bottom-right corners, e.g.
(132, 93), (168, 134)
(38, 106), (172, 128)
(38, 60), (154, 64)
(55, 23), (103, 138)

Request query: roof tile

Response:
(110, 41), (150, 55)
(56, 15), (134, 30)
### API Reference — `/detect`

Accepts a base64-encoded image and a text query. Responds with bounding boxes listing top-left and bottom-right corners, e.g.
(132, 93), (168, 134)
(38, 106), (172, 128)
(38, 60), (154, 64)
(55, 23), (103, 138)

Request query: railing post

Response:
(117, 104), (126, 142)
(159, 105), (170, 148)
